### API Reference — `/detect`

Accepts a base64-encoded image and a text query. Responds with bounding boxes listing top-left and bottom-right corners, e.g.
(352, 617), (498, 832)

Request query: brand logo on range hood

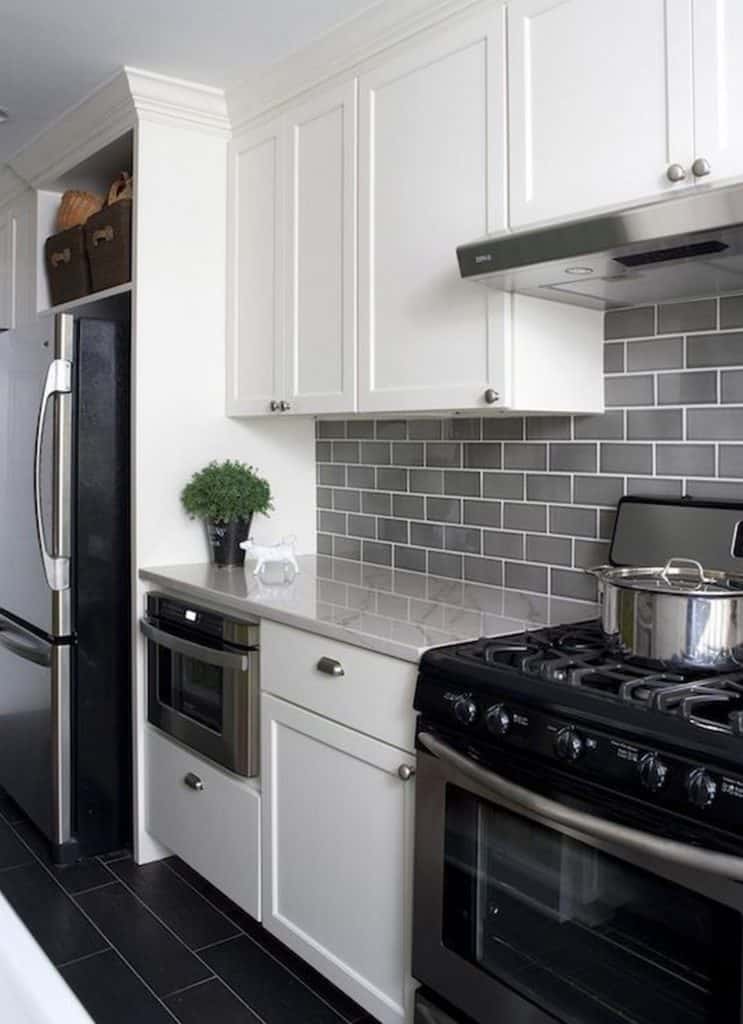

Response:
(474, 254), (493, 264)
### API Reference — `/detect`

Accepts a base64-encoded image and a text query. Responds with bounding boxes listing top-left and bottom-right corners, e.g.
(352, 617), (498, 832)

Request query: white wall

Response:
(133, 115), (316, 860)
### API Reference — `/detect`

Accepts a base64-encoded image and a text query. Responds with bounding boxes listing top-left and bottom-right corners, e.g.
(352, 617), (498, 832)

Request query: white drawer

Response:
(260, 620), (417, 752)
(145, 727), (261, 920)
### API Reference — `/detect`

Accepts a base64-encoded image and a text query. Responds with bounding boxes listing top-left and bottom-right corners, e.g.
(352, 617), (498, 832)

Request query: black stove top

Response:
(456, 620), (743, 738)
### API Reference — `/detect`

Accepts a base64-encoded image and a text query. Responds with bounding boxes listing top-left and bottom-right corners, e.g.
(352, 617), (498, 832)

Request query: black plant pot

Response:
(205, 516), (253, 567)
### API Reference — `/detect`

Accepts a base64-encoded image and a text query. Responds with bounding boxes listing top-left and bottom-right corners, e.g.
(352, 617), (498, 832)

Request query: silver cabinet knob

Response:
(279, 400), (291, 412)
(484, 388), (500, 405)
(398, 764), (416, 782)
(184, 772), (204, 792)
(269, 400), (280, 412)
(317, 656), (344, 677)
(666, 163), (687, 183)
(692, 157), (711, 178)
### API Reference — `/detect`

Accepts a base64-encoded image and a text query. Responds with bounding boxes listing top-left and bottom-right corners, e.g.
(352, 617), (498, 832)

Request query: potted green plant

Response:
(181, 460), (273, 567)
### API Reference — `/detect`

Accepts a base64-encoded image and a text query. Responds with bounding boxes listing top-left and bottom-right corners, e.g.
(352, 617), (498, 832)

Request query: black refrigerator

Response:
(0, 313), (131, 862)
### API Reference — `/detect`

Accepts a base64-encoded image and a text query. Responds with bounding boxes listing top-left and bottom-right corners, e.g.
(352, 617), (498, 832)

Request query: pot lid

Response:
(599, 558), (743, 595)
(609, 496), (743, 574)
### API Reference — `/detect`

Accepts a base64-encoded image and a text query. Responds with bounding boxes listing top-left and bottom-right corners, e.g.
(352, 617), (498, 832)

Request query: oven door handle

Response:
(418, 731), (743, 883)
(140, 620), (251, 672)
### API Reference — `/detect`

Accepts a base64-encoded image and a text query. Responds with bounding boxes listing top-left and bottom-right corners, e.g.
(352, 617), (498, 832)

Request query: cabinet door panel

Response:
(227, 118), (284, 416)
(692, 0), (743, 185)
(262, 695), (414, 1024)
(509, 0), (694, 228)
(0, 211), (14, 330)
(285, 82), (356, 414)
(359, 12), (507, 413)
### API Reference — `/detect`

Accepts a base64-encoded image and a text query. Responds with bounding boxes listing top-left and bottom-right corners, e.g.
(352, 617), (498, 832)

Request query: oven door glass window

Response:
(443, 785), (740, 1024)
(157, 646), (224, 734)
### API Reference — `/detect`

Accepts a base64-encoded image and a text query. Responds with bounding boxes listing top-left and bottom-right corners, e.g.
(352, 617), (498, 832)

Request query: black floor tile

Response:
(13, 819), (116, 893)
(109, 858), (239, 950)
(61, 949), (175, 1024)
(0, 788), (27, 824)
(0, 862), (108, 965)
(163, 857), (257, 932)
(0, 819), (34, 871)
(98, 849), (132, 864)
(76, 882), (212, 997)
(202, 935), (346, 1024)
(166, 978), (262, 1023)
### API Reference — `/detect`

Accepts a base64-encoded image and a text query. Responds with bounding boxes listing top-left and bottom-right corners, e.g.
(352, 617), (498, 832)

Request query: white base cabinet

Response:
(145, 727), (261, 920)
(261, 694), (416, 1024)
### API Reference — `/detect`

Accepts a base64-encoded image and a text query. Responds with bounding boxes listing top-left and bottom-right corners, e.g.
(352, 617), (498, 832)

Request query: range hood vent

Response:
(457, 183), (743, 310)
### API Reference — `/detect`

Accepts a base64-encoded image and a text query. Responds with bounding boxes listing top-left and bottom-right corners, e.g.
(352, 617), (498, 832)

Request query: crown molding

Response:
(126, 67), (230, 136)
(227, 0), (487, 129)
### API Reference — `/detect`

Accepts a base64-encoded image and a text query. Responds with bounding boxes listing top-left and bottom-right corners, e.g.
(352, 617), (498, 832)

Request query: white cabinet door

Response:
(227, 116), (285, 416)
(0, 210), (14, 331)
(508, 0), (694, 228)
(284, 81), (357, 414)
(262, 694), (415, 1024)
(692, 0), (743, 187)
(358, 11), (508, 414)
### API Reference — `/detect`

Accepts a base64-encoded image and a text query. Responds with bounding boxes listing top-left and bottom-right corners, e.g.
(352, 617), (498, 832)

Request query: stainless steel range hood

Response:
(457, 183), (743, 310)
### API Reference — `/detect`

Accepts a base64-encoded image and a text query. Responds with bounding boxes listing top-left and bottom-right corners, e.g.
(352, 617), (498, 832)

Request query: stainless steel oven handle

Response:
(418, 732), (743, 883)
(140, 620), (250, 672)
(0, 619), (52, 668)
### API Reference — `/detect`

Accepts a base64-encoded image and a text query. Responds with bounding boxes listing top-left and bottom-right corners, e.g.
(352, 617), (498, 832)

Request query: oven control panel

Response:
(429, 687), (743, 831)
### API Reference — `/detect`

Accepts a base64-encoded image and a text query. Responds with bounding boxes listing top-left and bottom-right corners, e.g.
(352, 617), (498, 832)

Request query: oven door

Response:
(142, 619), (260, 777)
(413, 730), (743, 1024)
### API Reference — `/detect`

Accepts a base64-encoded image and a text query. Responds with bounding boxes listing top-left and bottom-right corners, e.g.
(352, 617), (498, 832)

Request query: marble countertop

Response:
(140, 555), (597, 663)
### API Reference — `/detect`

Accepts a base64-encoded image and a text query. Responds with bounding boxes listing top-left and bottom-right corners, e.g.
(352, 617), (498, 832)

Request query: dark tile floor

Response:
(0, 788), (379, 1024)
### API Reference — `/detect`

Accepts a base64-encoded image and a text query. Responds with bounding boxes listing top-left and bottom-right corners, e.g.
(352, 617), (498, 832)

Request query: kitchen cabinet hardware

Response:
(317, 656), (344, 677)
(692, 157), (712, 178)
(279, 400), (291, 412)
(269, 400), (280, 411)
(666, 163), (687, 182)
(183, 772), (204, 791)
(484, 389), (500, 404)
(397, 764), (416, 781)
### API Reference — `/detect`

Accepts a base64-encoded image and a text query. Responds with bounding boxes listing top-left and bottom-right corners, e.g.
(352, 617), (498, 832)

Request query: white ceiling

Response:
(0, 0), (378, 163)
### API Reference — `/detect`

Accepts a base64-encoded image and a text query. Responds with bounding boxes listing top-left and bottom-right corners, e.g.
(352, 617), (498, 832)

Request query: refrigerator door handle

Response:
(34, 357), (72, 592)
(0, 617), (52, 668)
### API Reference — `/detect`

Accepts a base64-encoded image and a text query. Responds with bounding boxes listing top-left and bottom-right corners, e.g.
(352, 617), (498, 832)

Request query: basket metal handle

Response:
(50, 248), (71, 267)
(92, 225), (114, 246)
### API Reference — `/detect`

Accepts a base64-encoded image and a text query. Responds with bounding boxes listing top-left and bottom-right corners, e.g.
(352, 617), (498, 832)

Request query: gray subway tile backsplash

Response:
(316, 294), (743, 605)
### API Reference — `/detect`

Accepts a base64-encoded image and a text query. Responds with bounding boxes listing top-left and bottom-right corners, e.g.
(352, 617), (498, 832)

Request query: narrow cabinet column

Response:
(358, 11), (508, 413)
(0, 210), (14, 330)
(227, 116), (285, 416)
(284, 81), (357, 414)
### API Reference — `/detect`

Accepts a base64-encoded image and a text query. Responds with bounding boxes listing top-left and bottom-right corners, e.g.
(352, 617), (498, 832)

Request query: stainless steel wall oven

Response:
(142, 593), (259, 777)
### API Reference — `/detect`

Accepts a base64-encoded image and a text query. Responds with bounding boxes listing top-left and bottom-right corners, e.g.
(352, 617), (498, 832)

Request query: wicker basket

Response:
(44, 226), (91, 306)
(84, 200), (132, 292)
(56, 190), (103, 231)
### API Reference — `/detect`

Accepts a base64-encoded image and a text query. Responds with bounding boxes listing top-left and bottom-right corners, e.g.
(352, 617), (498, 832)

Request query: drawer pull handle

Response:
(184, 772), (204, 792)
(317, 657), (344, 677)
(398, 764), (416, 782)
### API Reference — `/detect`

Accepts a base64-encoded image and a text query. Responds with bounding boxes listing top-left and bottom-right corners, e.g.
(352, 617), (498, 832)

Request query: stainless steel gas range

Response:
(411, 498), (743, 1024)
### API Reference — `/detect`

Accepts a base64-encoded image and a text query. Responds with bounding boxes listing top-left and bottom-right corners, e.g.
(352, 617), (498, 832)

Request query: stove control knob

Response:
(486, 704), (512, 737)
(687, 768), (718, 810)
(453, 698), (479, 726)
(554, 727), (583, 762)
(638, 753), (669, 793)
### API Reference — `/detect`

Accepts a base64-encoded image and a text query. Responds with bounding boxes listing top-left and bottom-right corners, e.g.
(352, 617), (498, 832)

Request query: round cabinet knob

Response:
(692, 157), (712, 178)
(554, 727), (584, 762)
(398, 764), (416, 781)
(687, 768), (718, 809)
(666, 163), (687, 183)
(269, 400), (280, 412)
(453, 698), (479, 726)
(638, 752), (669, 793)
(484, 388), (500, 405)
(486, 704), (512, 737)
(279, 400), (291, 412)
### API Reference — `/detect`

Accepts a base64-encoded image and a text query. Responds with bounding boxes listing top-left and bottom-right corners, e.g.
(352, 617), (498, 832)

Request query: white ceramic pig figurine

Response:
(240, 536), (300, 577)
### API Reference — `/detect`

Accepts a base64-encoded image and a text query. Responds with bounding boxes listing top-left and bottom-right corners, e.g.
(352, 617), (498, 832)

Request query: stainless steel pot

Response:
(588, 558), (743, 669)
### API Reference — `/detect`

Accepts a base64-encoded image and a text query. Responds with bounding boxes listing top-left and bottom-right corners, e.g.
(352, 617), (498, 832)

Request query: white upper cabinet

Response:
(508, 0), (695, 228)
(0, 209), (15, 331)
(358, 11), (508, 414)
(284, 81), (357, 415)
(227, 116), (285, 417)
(692, 0), (743, 186)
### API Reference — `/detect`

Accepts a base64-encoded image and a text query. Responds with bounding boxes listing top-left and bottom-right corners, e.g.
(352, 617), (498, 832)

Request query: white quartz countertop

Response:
(140, 555), (597, 663)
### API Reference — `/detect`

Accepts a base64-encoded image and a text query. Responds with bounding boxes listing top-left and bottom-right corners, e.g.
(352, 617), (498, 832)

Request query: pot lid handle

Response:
(660, 557), (705, 588)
